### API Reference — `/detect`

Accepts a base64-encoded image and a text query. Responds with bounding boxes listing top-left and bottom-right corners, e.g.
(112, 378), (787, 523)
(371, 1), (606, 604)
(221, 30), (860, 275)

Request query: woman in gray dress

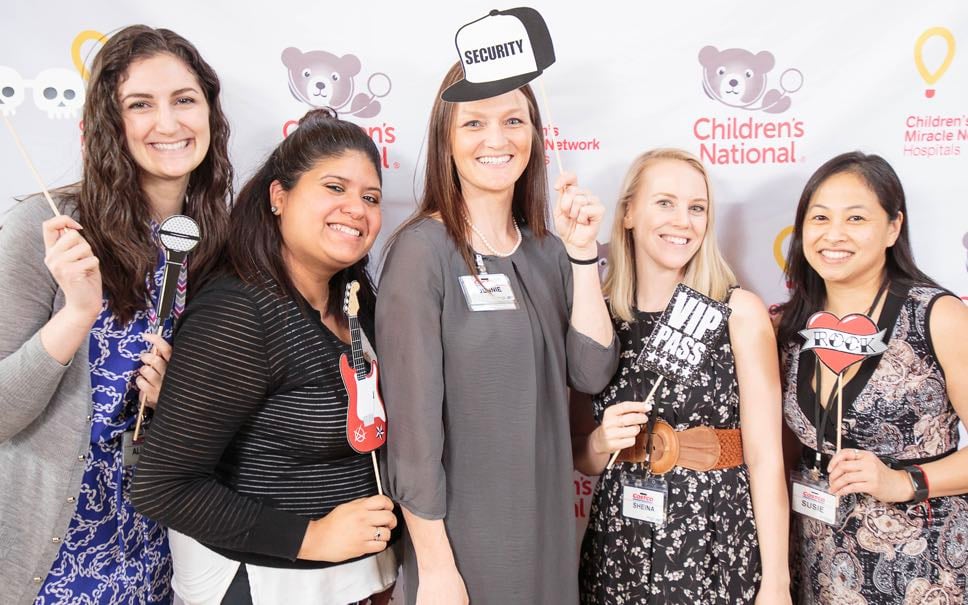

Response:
(376, 63), (619, 604)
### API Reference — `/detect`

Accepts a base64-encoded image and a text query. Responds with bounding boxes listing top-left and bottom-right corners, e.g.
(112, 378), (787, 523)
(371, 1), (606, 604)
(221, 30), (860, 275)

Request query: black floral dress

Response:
(579, 307), (762, 604)
(782, 285), (968, 604)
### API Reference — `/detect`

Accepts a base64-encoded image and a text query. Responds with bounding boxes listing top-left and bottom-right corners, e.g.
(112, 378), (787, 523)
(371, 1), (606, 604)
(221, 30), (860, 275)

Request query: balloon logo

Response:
(914, 27), (956, 99)
(71, 30), (108, 80)
(773, 225), (794, 271)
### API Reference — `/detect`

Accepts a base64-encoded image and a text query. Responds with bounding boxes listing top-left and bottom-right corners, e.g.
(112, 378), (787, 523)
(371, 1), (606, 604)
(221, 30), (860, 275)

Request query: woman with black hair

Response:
(131, 109), (397, 605)
(776, 152), (968, 603)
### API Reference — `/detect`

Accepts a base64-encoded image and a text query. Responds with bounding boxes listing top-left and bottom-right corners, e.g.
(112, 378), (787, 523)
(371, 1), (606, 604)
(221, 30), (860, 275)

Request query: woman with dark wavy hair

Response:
(0, 25), (231, 604)
(776, 152), (968, 603)
(132, 108), (397, 605)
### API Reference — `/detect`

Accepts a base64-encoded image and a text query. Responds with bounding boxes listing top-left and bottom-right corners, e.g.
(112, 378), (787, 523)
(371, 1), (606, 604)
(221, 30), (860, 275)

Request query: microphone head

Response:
(159, 215), (201, 253)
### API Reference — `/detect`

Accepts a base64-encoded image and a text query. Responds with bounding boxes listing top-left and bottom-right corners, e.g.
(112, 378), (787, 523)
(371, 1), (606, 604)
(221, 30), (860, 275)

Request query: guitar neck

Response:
(348, 315), (367, 380)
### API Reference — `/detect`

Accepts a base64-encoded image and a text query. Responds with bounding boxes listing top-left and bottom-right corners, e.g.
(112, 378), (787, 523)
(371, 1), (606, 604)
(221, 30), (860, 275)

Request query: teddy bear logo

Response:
(698, 46), (803, 114)
(282, 47), (391, 119)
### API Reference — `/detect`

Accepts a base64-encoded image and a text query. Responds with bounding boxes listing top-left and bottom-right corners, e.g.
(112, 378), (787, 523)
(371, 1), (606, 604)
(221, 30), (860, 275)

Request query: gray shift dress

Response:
(376, 218), (619, 605)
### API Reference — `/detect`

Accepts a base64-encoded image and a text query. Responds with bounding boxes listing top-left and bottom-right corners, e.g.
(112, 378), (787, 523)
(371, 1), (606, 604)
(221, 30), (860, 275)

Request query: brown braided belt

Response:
(616, 420), (744, 475)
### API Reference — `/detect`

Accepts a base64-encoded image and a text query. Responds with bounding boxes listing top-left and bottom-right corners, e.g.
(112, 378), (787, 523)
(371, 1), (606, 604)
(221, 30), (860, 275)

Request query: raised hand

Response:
(42, 215), (102, 321)
(553, 171), (605, 259)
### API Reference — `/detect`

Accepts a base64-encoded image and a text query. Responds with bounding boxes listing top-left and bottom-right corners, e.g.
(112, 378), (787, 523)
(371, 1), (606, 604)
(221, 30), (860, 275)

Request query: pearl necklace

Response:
(465, 216), (522, 257)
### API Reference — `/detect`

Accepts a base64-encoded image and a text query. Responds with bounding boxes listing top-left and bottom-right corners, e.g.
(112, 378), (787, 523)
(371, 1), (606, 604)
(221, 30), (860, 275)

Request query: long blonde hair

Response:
(604, 148), (736, 322)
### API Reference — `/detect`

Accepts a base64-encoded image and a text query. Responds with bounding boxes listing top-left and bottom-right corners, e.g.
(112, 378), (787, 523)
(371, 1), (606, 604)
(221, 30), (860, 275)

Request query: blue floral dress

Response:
(35, 241), (185, 604)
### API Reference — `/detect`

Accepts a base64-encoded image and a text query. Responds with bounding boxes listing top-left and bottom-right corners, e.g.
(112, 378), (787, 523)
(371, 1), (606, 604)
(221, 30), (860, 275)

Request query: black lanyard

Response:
(812, 279), (890, 471)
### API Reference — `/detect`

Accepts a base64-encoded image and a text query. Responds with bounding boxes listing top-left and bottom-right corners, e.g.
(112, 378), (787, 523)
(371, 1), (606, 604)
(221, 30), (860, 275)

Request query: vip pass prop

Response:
(798, 311), (887, 454)
(340, 281), (388, 495)
(132, 215), (201, 441)
(606, 284), (731, 469)
(443, 7), (566, 174)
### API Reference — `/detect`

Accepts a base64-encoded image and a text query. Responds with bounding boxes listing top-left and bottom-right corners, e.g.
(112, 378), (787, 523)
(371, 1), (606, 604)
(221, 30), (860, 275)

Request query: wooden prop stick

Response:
(835, 373), (844, 453)
(537, 79), (564, 176)
(605, 375), (665, 471)
(1, 114), (60, 217)
(132, 324), (164, 442)
(372, 451), (384, 496)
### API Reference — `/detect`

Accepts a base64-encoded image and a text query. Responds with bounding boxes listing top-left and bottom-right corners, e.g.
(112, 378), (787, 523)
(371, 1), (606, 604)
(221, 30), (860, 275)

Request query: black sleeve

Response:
(131, 282), (309, 560)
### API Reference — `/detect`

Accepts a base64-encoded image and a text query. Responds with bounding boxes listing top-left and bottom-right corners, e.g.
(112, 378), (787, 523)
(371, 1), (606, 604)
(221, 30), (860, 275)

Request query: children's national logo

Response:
(692, 46), (805, 166)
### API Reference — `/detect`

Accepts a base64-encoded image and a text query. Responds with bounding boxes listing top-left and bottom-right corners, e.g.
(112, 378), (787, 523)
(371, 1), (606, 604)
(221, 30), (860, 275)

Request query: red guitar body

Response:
(340, 352), (387, 453)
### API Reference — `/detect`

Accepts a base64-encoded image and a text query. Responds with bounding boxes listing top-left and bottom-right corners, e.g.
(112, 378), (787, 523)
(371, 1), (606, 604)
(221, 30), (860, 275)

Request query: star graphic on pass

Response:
(354, 426), (366, 442)
(376, 426), (385, 439)
(647, 351), (658, 363)
(669, 360), (680, 373)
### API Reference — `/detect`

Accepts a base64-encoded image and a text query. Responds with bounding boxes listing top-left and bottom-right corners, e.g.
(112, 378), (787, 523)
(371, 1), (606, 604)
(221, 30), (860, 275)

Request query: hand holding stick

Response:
(605, 376), (664, 471)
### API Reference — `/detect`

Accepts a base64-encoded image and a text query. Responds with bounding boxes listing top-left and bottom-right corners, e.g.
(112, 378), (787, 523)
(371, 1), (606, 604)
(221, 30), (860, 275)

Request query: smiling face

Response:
(802, 171), (901, 287)
(272, 150), (382, 280)
(118, 53), (211, 191)
(624, 159), (709, 276)
(450, 90), (533, 201)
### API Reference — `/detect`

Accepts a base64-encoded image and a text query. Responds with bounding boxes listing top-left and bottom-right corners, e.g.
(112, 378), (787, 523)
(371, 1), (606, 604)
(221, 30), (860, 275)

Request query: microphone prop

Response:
(132, 214), (201, 441)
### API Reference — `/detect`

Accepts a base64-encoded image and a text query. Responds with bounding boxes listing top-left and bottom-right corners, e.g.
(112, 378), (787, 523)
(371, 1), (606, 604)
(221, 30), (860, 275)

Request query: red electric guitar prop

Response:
(340, 281), (387, 494)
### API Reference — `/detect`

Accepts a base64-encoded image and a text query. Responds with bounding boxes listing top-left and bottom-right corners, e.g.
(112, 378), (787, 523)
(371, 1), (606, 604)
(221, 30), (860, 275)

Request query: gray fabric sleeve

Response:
(558, 241), (620, 395)
(376, 227), (448, 520)
(0, 197), (71, 443)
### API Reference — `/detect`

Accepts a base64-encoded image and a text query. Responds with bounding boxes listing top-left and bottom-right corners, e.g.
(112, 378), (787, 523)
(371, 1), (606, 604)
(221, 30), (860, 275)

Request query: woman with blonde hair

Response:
(572, 149), (791, 603)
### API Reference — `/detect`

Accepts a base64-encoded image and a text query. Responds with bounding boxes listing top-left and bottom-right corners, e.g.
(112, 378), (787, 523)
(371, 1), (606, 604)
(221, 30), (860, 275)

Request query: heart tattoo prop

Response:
(799, 311), (887, 374)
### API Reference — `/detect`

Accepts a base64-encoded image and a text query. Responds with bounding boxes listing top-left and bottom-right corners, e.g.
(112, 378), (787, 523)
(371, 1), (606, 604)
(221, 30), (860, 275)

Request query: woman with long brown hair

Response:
(0, 25), (231, 604)
(376, 63), (619, 604)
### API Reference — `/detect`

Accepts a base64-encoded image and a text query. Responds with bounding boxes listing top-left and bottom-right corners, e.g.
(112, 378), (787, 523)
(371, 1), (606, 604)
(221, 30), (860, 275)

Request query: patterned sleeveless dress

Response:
(782, 285), (968, 604)
(35, 242), (180, 604)
(579, 300), (761, 604)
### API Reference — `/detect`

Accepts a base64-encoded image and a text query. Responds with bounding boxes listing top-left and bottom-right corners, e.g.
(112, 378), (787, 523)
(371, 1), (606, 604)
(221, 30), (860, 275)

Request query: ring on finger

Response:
(374, 527), (382, 541)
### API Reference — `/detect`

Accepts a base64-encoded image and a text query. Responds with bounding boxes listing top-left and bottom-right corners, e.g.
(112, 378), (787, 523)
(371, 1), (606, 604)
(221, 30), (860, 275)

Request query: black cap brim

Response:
(441, 70), (543, 103)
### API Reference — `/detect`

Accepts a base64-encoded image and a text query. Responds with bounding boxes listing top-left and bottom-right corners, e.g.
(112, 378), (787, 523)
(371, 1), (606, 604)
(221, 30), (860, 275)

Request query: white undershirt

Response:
(168, 529), (397, 605)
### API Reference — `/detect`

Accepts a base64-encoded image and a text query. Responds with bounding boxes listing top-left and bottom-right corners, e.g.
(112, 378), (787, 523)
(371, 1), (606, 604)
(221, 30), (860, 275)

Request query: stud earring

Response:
(270, 206), (278, 215)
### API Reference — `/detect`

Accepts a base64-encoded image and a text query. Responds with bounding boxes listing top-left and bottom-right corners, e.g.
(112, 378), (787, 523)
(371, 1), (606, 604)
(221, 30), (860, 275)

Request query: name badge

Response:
(621, 474), (667, 525)
(122, 429), (144, 467)
(791, 470), (840, 525)
(459, 274), (517, 311)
